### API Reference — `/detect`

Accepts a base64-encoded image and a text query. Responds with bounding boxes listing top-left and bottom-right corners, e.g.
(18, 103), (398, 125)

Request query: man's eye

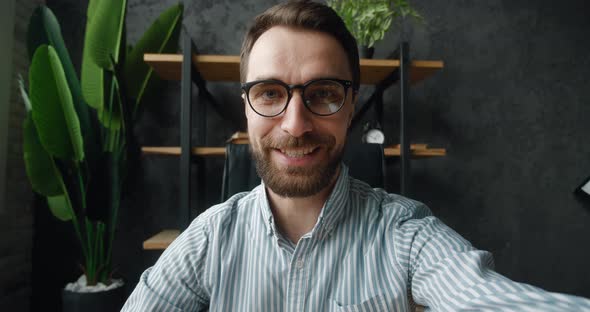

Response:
(310, 89), (333, 99)
(252, 87), (284, 102)
(262, 90), (279, 99)
(316, 90), (332, 97)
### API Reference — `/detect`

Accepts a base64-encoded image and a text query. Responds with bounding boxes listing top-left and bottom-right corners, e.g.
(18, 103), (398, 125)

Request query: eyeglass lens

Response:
(248, 80), (346, 116)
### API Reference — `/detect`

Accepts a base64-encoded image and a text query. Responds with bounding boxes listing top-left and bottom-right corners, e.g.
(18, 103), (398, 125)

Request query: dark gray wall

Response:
(43, 0), (590, 306)
(1, 0), (37, 310)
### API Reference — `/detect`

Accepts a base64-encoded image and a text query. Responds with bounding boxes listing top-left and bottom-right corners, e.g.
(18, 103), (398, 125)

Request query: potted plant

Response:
(327, 0), (422, 58)
(21, 1), (183, 310)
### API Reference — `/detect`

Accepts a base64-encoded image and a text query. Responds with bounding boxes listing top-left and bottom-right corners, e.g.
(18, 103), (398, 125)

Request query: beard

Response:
(250, 131), (343, 198)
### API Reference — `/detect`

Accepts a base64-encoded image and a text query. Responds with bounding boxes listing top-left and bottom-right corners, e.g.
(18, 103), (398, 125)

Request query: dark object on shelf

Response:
(220, 143), (261, 202)
(362, 121), (385, 144)
(342, 143), (385, 188)
(361, 46), (375, 59)
(62, 284), (126, 312)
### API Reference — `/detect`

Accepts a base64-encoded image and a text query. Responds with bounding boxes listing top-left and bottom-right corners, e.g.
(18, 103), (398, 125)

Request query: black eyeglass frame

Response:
(241, 78), (356, 117)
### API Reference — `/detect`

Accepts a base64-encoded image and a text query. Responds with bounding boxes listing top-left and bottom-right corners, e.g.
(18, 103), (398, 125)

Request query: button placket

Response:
(285, 238), (311, 312)
(295, 257), (304, 269)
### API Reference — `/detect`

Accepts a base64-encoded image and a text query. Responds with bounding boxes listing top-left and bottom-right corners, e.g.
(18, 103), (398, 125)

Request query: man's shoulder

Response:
(347, 177), (433, 223)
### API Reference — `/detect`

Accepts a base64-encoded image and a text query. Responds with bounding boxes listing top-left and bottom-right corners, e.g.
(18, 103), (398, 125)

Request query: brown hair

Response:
(240, 0), (360, 90)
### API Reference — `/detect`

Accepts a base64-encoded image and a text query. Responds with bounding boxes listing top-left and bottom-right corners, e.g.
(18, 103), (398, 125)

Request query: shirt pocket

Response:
(331, 294), (388, 312)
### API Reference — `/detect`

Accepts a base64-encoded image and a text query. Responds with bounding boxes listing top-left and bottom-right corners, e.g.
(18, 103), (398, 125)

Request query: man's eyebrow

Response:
(249, 75), (349, 83)
(251, 75), (279, 81)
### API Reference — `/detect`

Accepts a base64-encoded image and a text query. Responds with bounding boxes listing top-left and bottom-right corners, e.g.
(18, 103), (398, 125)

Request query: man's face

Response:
(245, 26), (356, 197)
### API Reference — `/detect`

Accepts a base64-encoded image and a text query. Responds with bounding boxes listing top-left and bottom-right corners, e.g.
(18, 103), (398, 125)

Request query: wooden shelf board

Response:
(142, 145), (446, 158)
(144, 53), (443, 85)
(143, 229), (180, 250)
(384, 146), (446, 158)
(142, 146), (226, 157)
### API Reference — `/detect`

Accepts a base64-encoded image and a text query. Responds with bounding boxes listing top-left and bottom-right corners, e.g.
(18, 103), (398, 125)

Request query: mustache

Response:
(261, 132), (335, 149)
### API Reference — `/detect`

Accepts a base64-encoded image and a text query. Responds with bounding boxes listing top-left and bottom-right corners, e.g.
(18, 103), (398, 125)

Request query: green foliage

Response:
(23, 112), (62, 197)
(81, 0), (104, 111)
(47, 195), (74, 222)
(21, 3), (183, 287)
(29, 45), (84, 162)
(124, 3), (183, 113)
(82, 0), (127, 130)
(327, 0), (422, 48)
(85, 0), (127, 70)
(27, 6), (99, 164)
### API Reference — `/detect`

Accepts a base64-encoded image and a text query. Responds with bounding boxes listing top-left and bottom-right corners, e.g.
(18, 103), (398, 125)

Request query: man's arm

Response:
(394, 204), (590, 311)
(122, 220), (210, 311)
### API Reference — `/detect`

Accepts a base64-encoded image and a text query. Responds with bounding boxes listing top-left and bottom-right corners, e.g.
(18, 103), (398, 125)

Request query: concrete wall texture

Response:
(0, 0), (37, 311)
(25, 0), (590, 309)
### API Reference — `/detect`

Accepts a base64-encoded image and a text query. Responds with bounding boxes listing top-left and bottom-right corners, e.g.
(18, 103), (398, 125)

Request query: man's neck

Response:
(266, 167), (341, 244)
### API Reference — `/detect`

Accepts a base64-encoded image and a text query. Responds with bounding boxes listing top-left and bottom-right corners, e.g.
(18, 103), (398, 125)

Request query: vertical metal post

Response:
(194, 73), (207, 218)
(179, 31), (192, 229)
(399, 42), (411, 196)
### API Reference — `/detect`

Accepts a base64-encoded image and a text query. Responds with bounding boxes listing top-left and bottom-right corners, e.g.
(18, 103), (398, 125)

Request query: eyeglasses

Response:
(241, 78), (354, 117)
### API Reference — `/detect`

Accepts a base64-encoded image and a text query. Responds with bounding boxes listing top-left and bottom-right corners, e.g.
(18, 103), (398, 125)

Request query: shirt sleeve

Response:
(121, 220), (211, 312)
(393, 203), (590, 311)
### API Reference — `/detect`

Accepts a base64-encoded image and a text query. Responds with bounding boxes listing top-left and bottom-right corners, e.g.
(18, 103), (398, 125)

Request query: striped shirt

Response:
(123, 164), (590, 311)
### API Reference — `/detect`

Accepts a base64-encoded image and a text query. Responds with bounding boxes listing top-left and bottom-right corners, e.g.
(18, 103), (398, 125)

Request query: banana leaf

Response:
(85, 0), (127, 70)
(47, 194), (74, 222)
(29, 45), (84, 162)
(24, 111), (74, 221)
(81, 45), (104, 111)
(81, 0), (103, 111)
(124, 3), (183, 113)
(27, 5), (99, 163)
(23, 112), (62, 196)
(82, 0), (127, 130)
(97, 92), (122, 132)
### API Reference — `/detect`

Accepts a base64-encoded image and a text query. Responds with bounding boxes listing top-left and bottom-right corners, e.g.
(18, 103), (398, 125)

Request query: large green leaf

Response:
(97, 94), (122, 131)
(85, 0), (127, 70)
(82, 0), (127, 131)
(81, 0), (104, 111)
(29, 45), (84, 162)
(27, 5), (99, 166)
(23, 112), (62, 196)
(81, 44), (104, 111)
(47, 194), (73, 221)
(124, 3), (183, 111)
(24, 111), (75, 222)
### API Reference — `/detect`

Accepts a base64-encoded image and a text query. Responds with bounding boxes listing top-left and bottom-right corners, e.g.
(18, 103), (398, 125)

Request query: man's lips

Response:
(275, 146), (319, 158)
(269, 146), (322, 166)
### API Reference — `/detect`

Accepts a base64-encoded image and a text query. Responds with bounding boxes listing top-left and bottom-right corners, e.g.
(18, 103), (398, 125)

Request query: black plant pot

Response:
(361, 46), (375, 59)
(62, 284), (126, 312)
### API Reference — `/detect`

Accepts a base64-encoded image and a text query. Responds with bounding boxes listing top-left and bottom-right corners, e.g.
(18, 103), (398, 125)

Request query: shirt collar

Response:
(257, 163), (350, 239)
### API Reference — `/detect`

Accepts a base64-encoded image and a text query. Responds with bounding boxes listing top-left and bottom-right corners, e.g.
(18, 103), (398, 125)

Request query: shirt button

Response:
(295, 258), (304, 269)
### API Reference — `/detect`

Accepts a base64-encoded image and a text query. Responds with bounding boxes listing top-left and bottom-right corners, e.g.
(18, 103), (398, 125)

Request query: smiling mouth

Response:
(276, 146), (319, 158)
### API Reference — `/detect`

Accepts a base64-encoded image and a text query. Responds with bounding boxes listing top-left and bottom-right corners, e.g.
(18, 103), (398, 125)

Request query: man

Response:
(123, 1), (590, 311)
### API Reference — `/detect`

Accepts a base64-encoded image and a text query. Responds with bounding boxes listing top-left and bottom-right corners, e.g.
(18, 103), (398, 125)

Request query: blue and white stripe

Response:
(123, 164), (590, 311)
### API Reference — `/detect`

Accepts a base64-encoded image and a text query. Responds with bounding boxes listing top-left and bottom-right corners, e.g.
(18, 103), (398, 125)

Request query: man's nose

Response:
(280, 91), (313, 137)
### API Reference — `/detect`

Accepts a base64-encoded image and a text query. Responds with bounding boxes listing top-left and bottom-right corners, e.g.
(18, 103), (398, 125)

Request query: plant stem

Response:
(105, 144), (121, 271)
(53, 160), (87, 260)
(97, 222), (107, 283)
(75, 163), (87, 211)
(85, 218), (95, 284)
